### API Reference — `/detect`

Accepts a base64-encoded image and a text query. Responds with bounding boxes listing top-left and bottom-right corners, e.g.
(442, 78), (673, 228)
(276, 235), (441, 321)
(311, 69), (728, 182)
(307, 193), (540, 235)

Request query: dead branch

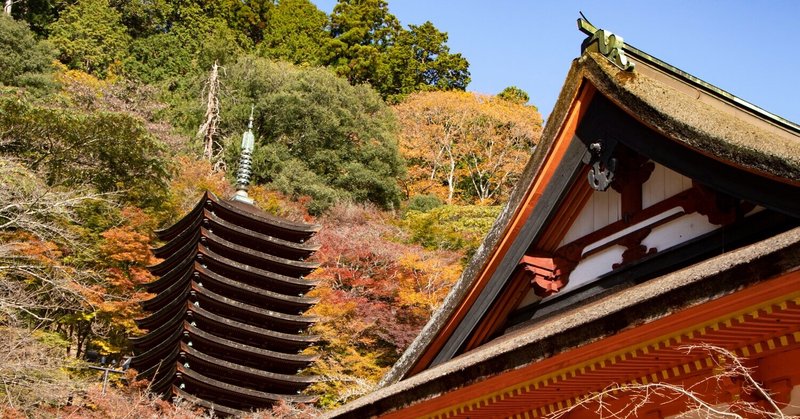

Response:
(197, 61), (222, 161)
(545, 344), (798, 419)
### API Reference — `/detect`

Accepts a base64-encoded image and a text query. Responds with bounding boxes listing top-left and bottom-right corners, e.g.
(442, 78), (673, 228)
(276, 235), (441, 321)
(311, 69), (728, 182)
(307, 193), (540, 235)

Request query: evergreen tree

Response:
(48, 0), (130, 77)
(258, 0), (329, 65)
(0, 15), (55, 88)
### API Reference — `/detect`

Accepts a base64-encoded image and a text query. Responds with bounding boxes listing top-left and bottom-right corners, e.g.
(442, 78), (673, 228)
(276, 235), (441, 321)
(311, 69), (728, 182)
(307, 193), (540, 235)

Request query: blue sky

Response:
(311, 1), (800, 123)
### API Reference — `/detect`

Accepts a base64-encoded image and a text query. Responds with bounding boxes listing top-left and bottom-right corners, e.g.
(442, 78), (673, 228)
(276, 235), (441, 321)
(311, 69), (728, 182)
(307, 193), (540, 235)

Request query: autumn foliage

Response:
(304, 203), (462, 407)
(0, 3), (535, 415)
(394, 90), (542, 204)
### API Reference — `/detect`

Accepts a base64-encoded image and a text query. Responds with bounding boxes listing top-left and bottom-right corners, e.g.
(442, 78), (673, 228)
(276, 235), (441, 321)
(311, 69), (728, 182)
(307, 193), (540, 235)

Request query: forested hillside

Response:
(0, 1), (541, 416)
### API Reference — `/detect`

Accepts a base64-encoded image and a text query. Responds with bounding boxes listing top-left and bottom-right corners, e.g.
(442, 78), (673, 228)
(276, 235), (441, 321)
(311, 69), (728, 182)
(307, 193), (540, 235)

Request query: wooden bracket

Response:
(520, 253), (576, 297)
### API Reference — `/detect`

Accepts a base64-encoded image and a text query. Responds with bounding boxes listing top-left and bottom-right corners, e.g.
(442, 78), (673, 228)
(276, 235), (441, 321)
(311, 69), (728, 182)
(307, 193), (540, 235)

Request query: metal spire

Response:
(232, 106), (255, 204)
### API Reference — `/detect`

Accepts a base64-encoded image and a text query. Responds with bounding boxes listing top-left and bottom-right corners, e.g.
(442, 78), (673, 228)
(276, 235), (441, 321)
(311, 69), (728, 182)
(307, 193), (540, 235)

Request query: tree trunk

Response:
(3, 0), (12, 16)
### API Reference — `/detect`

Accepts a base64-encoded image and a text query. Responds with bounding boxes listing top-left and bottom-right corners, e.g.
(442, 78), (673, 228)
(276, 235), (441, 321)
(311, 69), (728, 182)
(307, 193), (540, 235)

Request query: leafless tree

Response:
(197, 61), (223, 163)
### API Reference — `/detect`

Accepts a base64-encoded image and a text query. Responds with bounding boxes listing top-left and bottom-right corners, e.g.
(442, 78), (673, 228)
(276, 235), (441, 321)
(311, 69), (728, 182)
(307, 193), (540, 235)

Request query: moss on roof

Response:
(582, 51), (800, 182)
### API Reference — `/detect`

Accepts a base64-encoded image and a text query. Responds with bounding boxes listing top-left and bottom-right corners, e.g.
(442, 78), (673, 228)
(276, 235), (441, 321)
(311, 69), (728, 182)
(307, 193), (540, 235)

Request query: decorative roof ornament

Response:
(233, 106), (256, 204)
(578, 17), (635, 71)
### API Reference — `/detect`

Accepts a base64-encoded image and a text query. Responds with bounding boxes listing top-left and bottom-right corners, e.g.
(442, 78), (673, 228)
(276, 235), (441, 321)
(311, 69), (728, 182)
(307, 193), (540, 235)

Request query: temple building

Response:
(130, 115), (321, 415)
(330, 19), (800, 418)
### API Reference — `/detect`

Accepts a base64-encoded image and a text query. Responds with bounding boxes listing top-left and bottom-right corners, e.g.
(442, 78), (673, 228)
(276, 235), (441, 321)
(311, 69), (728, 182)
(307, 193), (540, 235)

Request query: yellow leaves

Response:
(395, 251), (462, 314)
(394, 90), (543, 204)
(165, 156), (233, 218)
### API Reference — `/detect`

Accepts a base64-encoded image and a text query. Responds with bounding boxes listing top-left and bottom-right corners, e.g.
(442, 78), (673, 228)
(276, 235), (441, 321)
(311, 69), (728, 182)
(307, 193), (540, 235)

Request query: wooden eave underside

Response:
(330, 235), (800, 418)
(141, 262), (317, 313)
(198, 246), (317, 294)
(172, 387), (247, 417)
(155, 192), (319, 243)
(188, 304), (318, 350)
(176, 364), (316, 404)
(191, 283), (317, 331)
(153, 208), (319, 260)
(183, 322), (317, 367)
(135, 281), (317, 332)
(131, 321), (316, 374)
(179, 342), (317, 390)
(379, 271), (800, 419)
(131, 301), (317, 353)
(150, 226), (318, 277)
(144, 243), (317, 296)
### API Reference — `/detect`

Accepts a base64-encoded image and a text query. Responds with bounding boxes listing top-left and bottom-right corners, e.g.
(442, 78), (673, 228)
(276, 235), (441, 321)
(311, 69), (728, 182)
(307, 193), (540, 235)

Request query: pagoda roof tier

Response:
(176, 364), (317, 405)
(144, 244), (317, 297)
(151, 211), (204, 259)
(141, 263), (317, 314)
(212, 195), (320, 243)
(140, 273), (191, 312)
(201, 210), (319, 259)
(179, 342), (317, 392)
(132, 302), (318, 354)
(156, 193), (320, 243)
(152, 209), (320, 262)
(190, 283), (318, 333)
(131, 321), (318, 378)
(172, 387), (247, 417)
(136, 281), (317, 334)
(200, 228), (319, 276)
(148, 229), (201, 276)
(144, 252), (194, 294)
(198, 246), (317, 295)
(135, 285), (189, 330)
(150, 362), (178, 395)
(130, 305), (187, 350)
(184, 323), (317, 372)
(194, 265), (317, 313)
(155, 196), (206, 241)
(131, 333), (181, 375)
(187, 304), (318, 352)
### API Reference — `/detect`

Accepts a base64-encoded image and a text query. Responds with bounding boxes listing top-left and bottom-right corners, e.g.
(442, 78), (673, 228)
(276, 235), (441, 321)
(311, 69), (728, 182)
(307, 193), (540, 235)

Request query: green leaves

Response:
(0, 98), (168, 209)
(195, 57), (406, 213)
(327, 0), (470, 101)
(258, 0), (329, 65)
(48, 0), (130, 77)
(0, 15), (55, 89)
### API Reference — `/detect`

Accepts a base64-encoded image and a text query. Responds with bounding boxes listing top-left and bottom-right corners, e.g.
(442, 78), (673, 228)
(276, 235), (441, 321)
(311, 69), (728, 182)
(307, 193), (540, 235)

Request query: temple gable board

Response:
(329, 18), (800, 418)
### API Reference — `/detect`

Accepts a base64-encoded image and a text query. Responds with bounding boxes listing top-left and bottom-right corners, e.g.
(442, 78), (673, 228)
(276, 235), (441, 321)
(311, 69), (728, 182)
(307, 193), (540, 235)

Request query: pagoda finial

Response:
(232, 106), (256, 204)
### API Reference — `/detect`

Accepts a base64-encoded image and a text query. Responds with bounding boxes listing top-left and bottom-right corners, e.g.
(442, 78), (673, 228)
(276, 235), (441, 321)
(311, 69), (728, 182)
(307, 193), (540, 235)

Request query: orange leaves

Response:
(304, 203), (463, 407)
(394, 91), (543, 204)
(166, 156), (233, 218)
(100, 229), (154, 266)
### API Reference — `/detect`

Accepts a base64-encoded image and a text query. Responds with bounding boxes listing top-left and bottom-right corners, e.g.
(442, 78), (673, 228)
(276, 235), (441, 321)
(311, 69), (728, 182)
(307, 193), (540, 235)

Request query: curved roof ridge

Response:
(199, 246), (318, 292)
(205, 209), (320, 256)
(189, 304), (319, 348)
(208, 192), (320, 239)
(195, 264), (318, 310)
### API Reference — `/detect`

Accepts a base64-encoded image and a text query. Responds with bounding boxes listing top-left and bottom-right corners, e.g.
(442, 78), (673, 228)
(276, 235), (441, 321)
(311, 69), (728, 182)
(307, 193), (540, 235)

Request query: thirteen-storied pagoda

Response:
(130, 113), (321, 416)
